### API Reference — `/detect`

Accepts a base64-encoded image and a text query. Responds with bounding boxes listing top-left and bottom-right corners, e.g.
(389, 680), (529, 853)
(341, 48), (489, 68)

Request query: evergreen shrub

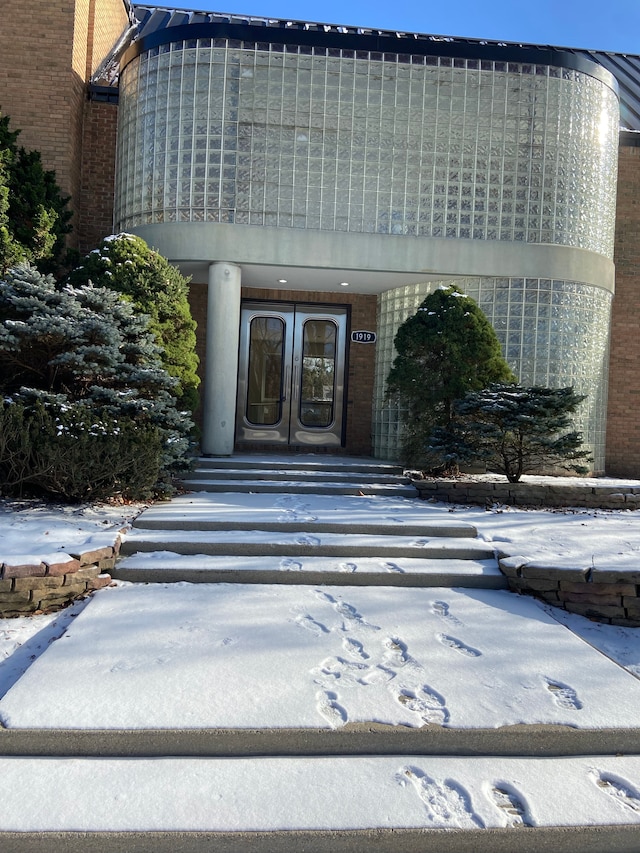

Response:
(385, 285), (515, 467)
(0, 265), (192, 500)
(0, 401), (163, 501)
(430, 384), (592, 482)
(0, 113), (73, 277)
(68, 233), (200, 413)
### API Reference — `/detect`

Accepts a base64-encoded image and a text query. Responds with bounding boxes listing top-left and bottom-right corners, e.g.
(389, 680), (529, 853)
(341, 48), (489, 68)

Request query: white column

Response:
(202, 261), (241, 456)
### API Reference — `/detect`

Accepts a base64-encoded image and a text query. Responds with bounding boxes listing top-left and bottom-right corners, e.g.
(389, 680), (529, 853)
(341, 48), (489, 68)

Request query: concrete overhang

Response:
(131, 222), (615, 295)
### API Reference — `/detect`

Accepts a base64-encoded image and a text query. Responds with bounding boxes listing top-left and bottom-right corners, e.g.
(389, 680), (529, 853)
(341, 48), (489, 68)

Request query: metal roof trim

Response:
(120, 17), (618, 94)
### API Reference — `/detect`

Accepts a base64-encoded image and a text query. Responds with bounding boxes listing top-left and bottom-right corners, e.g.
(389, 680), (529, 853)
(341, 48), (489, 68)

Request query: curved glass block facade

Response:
(116, 32), (618, 467)
(374, 280), (612, 468)
(116, 39), (618, 257)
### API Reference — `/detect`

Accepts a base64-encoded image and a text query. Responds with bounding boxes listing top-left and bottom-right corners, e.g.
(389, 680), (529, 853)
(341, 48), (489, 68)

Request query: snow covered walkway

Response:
(1, 455), (640, 851)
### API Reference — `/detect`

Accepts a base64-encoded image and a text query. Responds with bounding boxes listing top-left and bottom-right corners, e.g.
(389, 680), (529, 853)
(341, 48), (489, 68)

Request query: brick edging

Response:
(0, 539), (120, 617)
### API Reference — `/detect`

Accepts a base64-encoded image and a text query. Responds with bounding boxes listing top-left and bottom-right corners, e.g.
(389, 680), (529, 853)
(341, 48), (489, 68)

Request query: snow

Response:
(1, 487), (640, 833)
(2, 582), (640, 731)
(0, 754), (639, 831)
(0, 498), (144, 562)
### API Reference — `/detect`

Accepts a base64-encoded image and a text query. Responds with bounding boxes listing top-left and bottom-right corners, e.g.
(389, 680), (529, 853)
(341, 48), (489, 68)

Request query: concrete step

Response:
(177, 478), (419, 496)
(114, 554), (507, 588)
(130, 492), (475, 536)
(2, 755), (640, 851)
(120, 530), (495, 560)
(196, 454), (405, 476)
(186, 467), (412, 485)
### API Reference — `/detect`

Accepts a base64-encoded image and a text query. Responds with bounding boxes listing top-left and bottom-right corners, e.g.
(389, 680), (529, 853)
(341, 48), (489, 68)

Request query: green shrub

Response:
(0, 401), (163, 501)
(0, 113), (73, 277)
(429, 384), (592, 482)
(0, 264), (192, 500)
(385, 285), (515, 467)
(68, 233), (199, 413)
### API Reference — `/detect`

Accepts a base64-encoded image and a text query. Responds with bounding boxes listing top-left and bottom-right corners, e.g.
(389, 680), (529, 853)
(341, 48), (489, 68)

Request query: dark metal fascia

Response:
(88, 84), (120, 104)
(119, 21), (618, 94)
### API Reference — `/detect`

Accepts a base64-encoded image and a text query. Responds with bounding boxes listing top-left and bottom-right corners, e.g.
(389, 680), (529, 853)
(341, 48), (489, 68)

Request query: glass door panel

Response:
(236, 302), (346, 447)
(246, 316), (284, 426)
(299, 319), (337, 428)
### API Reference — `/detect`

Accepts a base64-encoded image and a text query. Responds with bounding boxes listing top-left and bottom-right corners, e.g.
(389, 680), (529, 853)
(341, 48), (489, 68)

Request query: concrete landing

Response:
(2, 584), (640, 758)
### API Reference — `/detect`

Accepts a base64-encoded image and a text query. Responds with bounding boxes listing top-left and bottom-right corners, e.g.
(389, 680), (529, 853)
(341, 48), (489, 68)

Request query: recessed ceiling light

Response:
(278, 279), (287, 283)
(340, 281), (349, 287)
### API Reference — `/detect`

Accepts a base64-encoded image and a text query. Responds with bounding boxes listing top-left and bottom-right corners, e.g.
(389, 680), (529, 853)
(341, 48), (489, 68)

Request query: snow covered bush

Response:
(429, 384), (592, 482)
(0, 264), (192, 500)
(385, 285), (515, 467)
(67, 233), (199, 413)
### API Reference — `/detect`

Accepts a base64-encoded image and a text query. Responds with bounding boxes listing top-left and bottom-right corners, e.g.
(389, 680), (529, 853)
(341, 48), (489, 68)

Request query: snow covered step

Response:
(3, 584), (640, 758)
(131, 492), (477, 536)
(176, 478), (419, 496)
(134, 492), (477, 537)
(186, 467), (412, 485)
(114, 554), (507, 588)
(120, 530), (494, 560)
(195, 454), (405, 476)
(1, 754), (640, 850)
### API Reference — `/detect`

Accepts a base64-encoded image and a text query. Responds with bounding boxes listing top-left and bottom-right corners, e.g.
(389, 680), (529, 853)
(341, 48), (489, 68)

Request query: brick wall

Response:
(0, 0), (128, 250)
(606, 135), (640, 476)
(77, 99), (119, 252)
(188, 285), (378, 455)
(90, 0), (130, 76)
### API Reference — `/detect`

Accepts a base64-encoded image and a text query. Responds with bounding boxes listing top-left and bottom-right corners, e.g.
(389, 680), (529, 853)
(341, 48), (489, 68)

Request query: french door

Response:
(235, 302), (347, 446)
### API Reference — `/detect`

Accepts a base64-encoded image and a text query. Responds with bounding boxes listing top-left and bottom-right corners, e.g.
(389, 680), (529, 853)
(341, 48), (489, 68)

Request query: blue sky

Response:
(153, 0), (640, 53)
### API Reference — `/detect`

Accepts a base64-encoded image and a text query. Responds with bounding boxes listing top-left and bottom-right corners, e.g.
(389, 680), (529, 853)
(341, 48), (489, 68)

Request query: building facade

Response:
(2, 0), (639, 473)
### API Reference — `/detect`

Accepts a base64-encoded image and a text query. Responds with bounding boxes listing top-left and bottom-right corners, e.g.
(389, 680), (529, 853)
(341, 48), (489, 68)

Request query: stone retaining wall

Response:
(0, 542), (119, 617)
(413, 478), (640, 509)
(499, 556), (640, 628)
(414, 477), (640, 627)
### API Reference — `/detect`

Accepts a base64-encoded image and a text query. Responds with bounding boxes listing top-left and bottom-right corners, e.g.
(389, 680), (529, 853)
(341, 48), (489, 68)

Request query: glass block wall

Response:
(374, 280), (612, 470)
(116, 40), (618, 256)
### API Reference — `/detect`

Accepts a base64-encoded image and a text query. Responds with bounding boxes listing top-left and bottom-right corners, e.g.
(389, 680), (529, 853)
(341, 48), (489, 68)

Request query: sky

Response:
(146, 0), (640, 54)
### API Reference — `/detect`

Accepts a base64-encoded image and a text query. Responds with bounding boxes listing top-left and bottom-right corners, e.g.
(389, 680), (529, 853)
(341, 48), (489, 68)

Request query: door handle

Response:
(282, 365), (290, 402)
(292, 365), (299, 401)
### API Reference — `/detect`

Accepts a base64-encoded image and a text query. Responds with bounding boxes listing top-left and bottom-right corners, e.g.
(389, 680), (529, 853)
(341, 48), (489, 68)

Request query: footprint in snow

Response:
(279, 558), (303, 571)
(590, 771), (640, 813)
(339, 561), (357, 573)
(396, 686), (449, 725)
(490, 784), (531, 827)
(436, 634), (482, 658)
(342, 637), (369, 659)
(296, 535), (320, 546)
(380, 561), (404, 573)
(397, 766), (484, 828)
(545, 679), (582, 710)
(313, 590), (378, 629)
(382, 636), (411, 667)
(316, 690), (348, 728)
(294, 614), (329, 635)
(432, 600), (464, 627)
(273, 495), (296, 506)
